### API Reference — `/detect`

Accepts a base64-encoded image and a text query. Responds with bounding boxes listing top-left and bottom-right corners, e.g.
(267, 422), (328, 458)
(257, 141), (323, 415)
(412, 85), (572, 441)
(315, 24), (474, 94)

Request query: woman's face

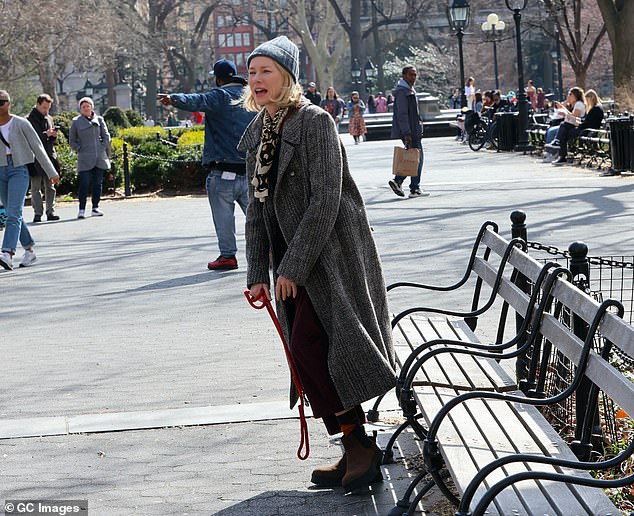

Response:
(352, 94), (359, 102)
(327, 87), (335, 99)
(248, 56), (284, 111)
(80, 102), (93, 117)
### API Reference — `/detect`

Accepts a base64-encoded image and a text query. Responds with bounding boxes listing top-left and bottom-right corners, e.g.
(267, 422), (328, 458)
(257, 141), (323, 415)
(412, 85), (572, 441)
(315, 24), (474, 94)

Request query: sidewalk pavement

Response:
(2, 134), (633, 515)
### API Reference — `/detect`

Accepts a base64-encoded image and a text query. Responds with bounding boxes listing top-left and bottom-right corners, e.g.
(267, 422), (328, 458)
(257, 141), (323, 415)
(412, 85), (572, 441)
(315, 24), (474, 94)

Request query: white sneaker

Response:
(78, 209), (86, 219)
(19, 249), (37, 268)
(91, 208), (104, 216)
(542, 154), (555, 163)
(0, 251), (14, 270)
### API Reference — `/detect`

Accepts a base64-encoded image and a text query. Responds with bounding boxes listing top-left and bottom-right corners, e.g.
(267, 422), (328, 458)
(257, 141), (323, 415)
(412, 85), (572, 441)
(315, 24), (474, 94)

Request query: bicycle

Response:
(467, 112), (498, 152)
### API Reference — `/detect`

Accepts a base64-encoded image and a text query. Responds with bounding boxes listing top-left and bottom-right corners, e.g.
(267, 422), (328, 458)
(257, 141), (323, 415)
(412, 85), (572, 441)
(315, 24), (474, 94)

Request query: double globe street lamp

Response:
(447, 0), (471, 109)
(481, 13), (505, 90)
(505, 0), (533, 152)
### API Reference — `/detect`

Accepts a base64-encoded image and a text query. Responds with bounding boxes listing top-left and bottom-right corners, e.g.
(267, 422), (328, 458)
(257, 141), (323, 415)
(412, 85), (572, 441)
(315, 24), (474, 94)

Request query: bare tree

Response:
(537, 0), (606, 89)
(596, 0), (634, 109)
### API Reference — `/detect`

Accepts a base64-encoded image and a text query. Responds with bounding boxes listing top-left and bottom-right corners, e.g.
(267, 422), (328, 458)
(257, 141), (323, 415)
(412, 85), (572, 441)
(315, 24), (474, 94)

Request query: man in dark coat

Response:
(304, 82), (322, 105)
(388, 65), (430, 199)
(27, 94), (61, 222)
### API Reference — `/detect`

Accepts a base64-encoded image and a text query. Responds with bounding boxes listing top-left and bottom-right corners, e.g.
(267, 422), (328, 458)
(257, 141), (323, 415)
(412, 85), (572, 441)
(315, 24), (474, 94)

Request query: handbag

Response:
(392, 146), (420, 177)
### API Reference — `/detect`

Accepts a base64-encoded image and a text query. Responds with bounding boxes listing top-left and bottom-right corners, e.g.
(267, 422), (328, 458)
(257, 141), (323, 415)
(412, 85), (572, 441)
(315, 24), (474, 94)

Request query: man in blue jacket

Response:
(159, 59), (255, 270)
(388, 65), (429, 198)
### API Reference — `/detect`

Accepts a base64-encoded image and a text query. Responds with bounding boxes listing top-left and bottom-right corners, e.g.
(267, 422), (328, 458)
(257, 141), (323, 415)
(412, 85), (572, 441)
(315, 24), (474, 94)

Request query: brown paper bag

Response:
(392, 147), (420, 177)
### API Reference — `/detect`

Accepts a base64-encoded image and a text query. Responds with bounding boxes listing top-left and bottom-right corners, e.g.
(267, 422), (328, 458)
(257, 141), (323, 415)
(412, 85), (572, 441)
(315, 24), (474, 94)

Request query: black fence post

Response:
(568, 241), (598, 460)
(123, 142), (132, 198)
(511, 210), (530, 382)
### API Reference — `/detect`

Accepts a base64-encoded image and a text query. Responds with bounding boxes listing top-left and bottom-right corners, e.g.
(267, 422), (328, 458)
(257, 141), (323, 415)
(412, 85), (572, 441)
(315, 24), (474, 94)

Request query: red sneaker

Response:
(207, 255), (238, 270)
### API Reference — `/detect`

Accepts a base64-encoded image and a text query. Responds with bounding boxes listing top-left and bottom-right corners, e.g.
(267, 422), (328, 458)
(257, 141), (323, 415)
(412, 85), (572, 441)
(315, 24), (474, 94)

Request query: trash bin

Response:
(496, 112), (519, 151)
(608, 116), (634, 172)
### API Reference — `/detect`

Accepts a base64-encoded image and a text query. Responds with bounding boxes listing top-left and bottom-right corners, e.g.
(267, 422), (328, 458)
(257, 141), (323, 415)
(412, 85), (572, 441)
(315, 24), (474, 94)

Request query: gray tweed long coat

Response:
(238, 102), (396, 410)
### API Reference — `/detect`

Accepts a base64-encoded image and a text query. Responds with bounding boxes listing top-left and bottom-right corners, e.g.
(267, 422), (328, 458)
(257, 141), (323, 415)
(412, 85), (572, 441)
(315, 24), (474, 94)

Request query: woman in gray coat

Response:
(242, 37), (396, 494)
(69, 97), (111, 219)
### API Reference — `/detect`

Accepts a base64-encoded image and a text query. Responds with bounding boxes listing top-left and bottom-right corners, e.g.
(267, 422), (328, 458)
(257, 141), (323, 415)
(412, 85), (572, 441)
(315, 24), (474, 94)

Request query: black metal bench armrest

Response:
(421, 299), (623, 499)
(387, 221), (499, 294)
(397, 263), (564, 392)
(458, 434), (634, 516)
(391, 237), (527, 329)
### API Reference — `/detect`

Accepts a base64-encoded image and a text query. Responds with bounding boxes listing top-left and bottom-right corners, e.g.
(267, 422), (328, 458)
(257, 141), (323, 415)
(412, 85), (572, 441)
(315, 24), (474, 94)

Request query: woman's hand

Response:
(249, 283), (271, 301)
(50, 175), (60, 185)
(275, 275), (297, 301)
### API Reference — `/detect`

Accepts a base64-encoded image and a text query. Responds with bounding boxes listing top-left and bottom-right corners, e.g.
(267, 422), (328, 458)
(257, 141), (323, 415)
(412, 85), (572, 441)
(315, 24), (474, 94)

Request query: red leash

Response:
(244, 290), (310, 460)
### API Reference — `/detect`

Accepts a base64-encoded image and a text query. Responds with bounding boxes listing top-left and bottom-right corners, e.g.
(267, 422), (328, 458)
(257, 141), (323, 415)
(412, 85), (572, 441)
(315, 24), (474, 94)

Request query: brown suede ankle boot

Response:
(310, 454), (347, 487)
(341, 426), (383, 493)
(310, 435), (382, 487)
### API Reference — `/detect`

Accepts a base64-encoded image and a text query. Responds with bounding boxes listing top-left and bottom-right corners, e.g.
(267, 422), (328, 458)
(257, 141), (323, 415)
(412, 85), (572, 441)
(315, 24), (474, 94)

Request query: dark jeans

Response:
(285, 287), (345, 434)
(556, 122), (580, 159)
(394, 138), (424, 191)
(78, 167), (105, 210)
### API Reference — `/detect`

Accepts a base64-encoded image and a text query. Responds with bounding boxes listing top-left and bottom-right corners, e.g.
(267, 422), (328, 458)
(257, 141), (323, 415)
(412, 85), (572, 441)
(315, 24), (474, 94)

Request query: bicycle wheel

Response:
(469, 125), (486, 151)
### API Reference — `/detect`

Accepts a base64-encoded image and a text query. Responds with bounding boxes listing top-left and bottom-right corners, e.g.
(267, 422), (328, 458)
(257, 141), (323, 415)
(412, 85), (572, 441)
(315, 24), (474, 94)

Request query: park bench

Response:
(384, 219), (631, 516)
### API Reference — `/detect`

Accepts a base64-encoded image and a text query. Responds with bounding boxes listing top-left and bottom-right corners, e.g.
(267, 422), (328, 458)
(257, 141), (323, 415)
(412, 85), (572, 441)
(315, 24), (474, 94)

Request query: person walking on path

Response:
(69, 97), (111, 219)
(241, 36), (396, 494)
(159, 59), (255, 271)
(0, 90), (59, 270)
(347, 91), (367, 144)
(388, 65), (430, 198)
(304, 82), (321, 106)
(320, 87), (346, 131)
(27, 94), (61, 223)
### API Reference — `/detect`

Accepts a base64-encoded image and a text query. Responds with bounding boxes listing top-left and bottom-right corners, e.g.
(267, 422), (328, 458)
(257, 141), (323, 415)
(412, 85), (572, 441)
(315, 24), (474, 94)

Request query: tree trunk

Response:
(596, 0), (634, 108)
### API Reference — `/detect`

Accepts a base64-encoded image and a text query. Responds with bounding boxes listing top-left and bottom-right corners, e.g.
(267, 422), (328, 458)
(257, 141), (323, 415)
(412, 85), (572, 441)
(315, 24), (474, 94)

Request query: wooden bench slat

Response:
(425, 316), (499, 391)
(399, 317), (455, 389)
(511, 402), (622, 515)
(480, 397), (593, 514)
(451, 319), (517, 392)
(413, 386), (503, 515)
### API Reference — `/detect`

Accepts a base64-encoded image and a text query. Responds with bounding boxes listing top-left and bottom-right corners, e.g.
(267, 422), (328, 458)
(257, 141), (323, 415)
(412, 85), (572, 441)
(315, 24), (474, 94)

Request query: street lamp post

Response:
(481, 13), (505, 90)
(364, 59), (376, 94)
(447, 0), (471, 109)
(505, 0), (533, 152)
(351, 59), (362, 91)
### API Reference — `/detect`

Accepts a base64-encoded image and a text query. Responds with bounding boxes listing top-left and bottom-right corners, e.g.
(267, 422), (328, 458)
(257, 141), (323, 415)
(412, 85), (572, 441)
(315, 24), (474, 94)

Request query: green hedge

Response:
(48, 111), (206, 194)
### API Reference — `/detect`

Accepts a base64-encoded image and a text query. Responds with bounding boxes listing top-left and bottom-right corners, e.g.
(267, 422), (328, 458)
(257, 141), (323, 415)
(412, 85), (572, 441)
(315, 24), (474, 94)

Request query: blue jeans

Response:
(394, 139), (424, 191)
(206, 169), (248, 257)
(78, 167), (105, 210)
(544, 125), (560, 155)
(0, 157), (35, 253)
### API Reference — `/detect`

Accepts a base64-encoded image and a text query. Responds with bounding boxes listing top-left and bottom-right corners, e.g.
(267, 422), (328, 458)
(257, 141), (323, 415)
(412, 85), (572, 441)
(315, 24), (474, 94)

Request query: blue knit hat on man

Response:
(247, 36), (300, 83)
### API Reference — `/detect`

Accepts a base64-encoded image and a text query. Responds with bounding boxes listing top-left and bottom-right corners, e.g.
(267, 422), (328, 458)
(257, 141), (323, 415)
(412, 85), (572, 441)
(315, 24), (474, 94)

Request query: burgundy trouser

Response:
(286, 287), (352, 435)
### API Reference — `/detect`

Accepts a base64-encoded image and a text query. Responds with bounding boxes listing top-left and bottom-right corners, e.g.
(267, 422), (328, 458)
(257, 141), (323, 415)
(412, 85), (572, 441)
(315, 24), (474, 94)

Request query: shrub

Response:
(103, 106), (130, 131)
(177, 130), (204, 146)
(118, 126), (167, 145)
(53, 111), (78, 140)
(125, 109), (144, 127)
(129, 141), (174, 190)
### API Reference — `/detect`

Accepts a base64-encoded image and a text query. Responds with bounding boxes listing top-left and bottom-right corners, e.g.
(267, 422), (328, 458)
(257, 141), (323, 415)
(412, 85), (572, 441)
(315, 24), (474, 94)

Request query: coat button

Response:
(290, 172), (295, 176)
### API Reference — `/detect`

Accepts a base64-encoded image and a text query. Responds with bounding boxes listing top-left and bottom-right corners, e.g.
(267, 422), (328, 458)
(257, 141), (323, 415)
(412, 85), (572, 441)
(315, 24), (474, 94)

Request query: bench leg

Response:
(387, 469), (432, 516)
(366, 393), (386, 423)
(382, 414), (424, 464)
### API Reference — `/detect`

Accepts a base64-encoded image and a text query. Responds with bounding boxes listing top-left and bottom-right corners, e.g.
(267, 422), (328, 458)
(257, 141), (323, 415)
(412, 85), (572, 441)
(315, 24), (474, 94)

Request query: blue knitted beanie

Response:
(248, 36), (300, 83)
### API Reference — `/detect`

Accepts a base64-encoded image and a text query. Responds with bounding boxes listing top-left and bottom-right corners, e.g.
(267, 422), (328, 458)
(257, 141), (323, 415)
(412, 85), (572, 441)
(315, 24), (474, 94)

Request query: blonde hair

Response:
(585, 89), (602, 110)
(241, 60), (304, 113)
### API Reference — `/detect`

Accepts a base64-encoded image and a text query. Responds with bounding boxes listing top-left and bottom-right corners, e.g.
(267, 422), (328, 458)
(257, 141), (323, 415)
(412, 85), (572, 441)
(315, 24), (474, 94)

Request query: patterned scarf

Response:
(252, 107), (288, 203)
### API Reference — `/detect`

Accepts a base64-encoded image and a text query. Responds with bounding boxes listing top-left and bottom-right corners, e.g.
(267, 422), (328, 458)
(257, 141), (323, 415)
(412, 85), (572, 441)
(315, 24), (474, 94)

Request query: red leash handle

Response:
(244, 290), (310, 460)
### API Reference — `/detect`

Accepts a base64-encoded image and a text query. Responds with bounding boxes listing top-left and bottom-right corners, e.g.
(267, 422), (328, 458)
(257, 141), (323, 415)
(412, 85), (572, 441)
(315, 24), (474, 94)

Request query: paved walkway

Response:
(2, 135), (633, 515)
